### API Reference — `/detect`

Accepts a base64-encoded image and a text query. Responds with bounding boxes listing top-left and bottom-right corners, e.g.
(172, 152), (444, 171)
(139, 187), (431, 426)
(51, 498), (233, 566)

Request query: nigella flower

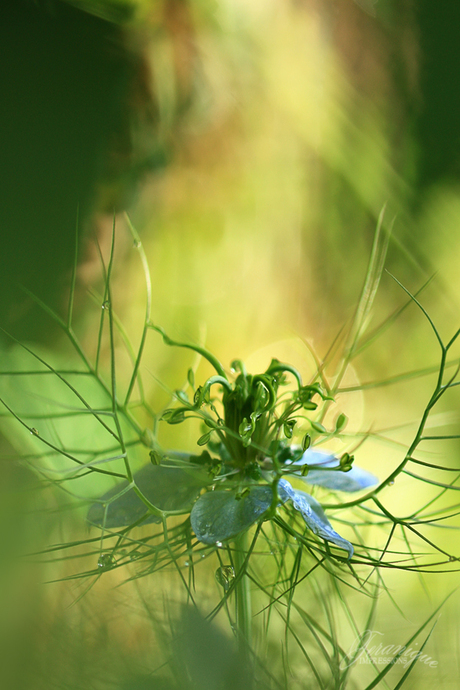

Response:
(88, 448), (378, 561)
(88, 333), (379, 563)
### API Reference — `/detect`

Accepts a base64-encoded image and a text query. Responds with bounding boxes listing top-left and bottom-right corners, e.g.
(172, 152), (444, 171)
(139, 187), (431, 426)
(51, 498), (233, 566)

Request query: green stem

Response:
(233, 531), (252, 656)
(149, 323), (228, 379)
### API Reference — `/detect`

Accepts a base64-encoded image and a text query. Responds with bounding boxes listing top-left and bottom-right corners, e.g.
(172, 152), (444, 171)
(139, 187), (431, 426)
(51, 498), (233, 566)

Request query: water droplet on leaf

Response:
(97, 553), (115, 570)
(30, 428), (39, 436)
(215, 541), (223, 548)
(215, 565), (235, 591)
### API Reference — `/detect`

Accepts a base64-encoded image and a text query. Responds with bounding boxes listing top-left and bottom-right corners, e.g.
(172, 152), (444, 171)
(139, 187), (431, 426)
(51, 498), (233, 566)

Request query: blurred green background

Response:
(1, 0), (460, 688)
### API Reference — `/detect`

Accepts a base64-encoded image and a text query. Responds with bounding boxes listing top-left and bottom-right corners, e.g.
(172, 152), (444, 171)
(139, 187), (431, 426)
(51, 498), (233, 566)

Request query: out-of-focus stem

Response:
(233, 531), (252, 657)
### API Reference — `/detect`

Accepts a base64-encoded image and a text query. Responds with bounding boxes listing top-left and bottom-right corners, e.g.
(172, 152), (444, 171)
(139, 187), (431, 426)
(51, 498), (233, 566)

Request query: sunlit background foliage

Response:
(2, 0), (460, 688)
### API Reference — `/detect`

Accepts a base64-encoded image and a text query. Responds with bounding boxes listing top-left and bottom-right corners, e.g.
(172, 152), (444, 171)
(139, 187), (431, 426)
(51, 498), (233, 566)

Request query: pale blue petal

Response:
(290, 448), (378, 493)
(278, 478), (353, 559)
(293, 449), (338, 468)
(304, 466), (378, 492)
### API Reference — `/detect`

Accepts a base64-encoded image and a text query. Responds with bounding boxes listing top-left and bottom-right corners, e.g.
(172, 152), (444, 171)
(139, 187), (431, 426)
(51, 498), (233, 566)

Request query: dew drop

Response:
(215, 541), (223, 548)
(133, 240), (141, 248)
(215, 565), (235, 591)
(200, 553), (206, 559)
(98, 553), (115, 570)
(184, 560), (190, 567)
(30, 428), (39, 436)
(388, 480), (395, 486)
(102, 300), (110, 311)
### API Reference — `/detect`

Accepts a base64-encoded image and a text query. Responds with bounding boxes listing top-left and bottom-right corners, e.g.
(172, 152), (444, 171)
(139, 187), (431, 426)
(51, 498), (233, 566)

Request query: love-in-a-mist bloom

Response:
(89, 330), (379, 562)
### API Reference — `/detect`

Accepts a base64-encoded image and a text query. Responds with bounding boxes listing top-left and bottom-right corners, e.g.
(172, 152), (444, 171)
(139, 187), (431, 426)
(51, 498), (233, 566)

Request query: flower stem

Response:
(233, 531), (252, 658)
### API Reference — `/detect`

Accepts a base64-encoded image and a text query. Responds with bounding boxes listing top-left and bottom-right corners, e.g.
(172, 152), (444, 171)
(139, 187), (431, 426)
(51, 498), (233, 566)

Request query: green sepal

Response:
(175, 390), (190, 404)
(335, 413), (348, 433)
(310, 420), (327, 434)
(161, 408), (186, 424)
(302, 434), (311, 451)
(88, 462), (209, 528)
(283, 419), (296, 439)
(197, 431), (213, 446)
(190, 485), (275, 544)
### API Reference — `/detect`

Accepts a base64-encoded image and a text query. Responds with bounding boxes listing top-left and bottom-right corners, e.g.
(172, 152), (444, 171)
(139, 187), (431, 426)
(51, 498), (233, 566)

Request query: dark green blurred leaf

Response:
(64, 0), (136, 24)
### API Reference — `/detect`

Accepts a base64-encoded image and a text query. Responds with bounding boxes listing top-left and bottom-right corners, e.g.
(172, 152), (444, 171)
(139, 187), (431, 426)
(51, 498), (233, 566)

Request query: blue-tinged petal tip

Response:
(278, 478), (354, 559)
(289, 448), (378, 493)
